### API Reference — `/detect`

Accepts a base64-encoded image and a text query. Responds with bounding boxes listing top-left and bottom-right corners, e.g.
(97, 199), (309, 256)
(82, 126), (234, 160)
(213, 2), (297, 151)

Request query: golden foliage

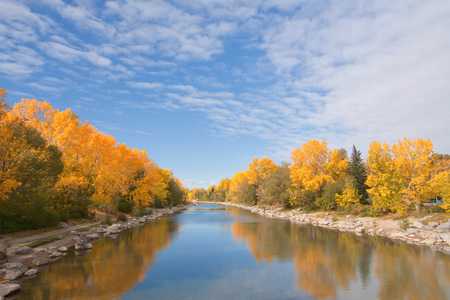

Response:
(335, 180), (361, 207)
(290, 140), (348, 193)
(247, 157), (278, 185)
(367, 138), (435, 215)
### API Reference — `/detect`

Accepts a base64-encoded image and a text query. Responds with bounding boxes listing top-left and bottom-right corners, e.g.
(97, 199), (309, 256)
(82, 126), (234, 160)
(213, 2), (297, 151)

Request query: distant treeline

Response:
(0, 89), (185, 233)
(191, 138), (450, 216)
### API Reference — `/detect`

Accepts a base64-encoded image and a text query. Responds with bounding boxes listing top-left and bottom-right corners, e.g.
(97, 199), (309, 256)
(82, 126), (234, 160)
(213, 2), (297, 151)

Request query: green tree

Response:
(257, 163), (292, 207)
(349, 145), (369, 203)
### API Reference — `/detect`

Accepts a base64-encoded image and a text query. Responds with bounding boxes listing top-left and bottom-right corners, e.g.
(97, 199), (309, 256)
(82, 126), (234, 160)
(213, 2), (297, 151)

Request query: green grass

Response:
(75, 224), (97, 232)
(26, 236), (61, 248)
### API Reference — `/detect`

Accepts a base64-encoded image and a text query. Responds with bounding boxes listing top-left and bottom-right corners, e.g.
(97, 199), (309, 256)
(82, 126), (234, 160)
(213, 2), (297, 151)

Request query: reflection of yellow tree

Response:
(19, 217), (179, 300)
(231, 221), (295, 263)
(292, 228), (361, 299)
(230, 216), (450, 299)
(374, 240), (450, 300)
(230, 219), (361, 298)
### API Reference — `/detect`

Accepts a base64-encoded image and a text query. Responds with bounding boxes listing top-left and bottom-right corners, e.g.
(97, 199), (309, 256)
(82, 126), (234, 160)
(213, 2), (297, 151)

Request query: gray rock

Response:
(75, 240), (92, 250)
(3, 262), (24, 270)
(58, 246), (68, 252)
(437, 222), (450, 233)
(4, 269), (23, 280)
(0, 269), (6, 279)
(24, 269), (38, 276)
(407, 228), (418, 234)
(47, 246), (58, 253)
(32, 258), (49, 266)
(49, 251), (64, 258)
(0, 284), (21, 297)
(12, 246), (33, 255)
(412, 221), (424, 228)
(355, 227), (365, 233)
(426, 222), (439, 228)
(60, 222), (69, 229)
(70, 231), (82, 236)
(87, 233), (99, 240)
(56, 234), (64, 239)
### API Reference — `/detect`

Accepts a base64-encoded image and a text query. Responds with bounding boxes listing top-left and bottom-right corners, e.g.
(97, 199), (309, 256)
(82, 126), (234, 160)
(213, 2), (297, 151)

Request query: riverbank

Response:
(0, 205), (192, 298)
(205, 201), (450, 254)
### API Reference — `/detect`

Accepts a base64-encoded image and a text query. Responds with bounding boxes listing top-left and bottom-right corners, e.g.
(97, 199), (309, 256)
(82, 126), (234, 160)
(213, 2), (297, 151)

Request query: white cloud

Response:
(127, 81), (164, 89)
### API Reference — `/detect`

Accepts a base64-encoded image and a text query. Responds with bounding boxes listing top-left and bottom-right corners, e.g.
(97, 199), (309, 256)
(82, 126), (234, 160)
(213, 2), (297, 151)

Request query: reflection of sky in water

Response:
(17, 204), (450, 300)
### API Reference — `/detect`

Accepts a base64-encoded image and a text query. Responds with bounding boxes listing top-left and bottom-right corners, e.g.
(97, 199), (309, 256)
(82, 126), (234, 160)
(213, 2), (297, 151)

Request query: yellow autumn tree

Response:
(335, 180), (361, 207)
(290, 140), (348, 197)
(247, 157), (278, 186)
(227, 171), (249, 203)
(431, 171), (450, 212)
(367, 138), (435, 216)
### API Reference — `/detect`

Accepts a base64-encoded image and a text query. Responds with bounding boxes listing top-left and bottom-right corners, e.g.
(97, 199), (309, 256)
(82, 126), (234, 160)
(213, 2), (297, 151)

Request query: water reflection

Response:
(12, 205), (450, 300)
(231, 219), (450, 299)
(17, 216), (179, 300)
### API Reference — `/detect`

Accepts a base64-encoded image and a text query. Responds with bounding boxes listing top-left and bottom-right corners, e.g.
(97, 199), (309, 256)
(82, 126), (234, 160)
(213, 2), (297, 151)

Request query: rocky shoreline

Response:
(207, 201), (450, 254)
(0, 205), (192, 298)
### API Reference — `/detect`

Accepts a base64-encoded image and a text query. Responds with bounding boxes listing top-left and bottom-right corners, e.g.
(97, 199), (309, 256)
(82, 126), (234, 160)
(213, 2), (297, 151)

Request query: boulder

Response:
(437, 222), (450, 233)
(49, 251), (64, 258)
(425, 222), (439, 228)
(47, 246), (58, 253)
(87, 233), (100, 240)
(4, 269), (23, 280)
(32, 258), (49, 266)
(0, 284), (21, 297)
(70, 231), (82, 236)
(58, 246), (68, 252)
(0, 269), (6, 279)
(407, 228), (418, 234)
(412, 221), (424, 228)
(3, 262), (24, 270)
(56, 234), (64, 239)
(355, 227), (365, 233)
(12, 246), (33, 255)
(75, 240), (92, 250)
(24, 269), (38, 276)
(60, 222), (69, 229)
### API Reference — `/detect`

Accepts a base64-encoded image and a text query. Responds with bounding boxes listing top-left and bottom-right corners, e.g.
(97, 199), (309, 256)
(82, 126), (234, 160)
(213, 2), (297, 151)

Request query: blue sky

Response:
(1, 0), (450, 189)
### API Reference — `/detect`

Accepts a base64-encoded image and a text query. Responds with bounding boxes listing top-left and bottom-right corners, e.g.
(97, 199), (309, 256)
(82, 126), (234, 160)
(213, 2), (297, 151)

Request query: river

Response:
(15, 204), (450, 299)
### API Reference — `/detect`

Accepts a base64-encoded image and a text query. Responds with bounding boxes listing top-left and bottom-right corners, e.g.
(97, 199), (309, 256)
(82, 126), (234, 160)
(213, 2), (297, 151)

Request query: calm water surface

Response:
(15, 204), (450, 299)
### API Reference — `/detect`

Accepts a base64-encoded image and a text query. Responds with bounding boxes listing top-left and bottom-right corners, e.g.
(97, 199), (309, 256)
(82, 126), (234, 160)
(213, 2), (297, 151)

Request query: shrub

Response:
(131, 207), (152, 217)
(399, 218), (410, 230)
(116, 212), (128, 222)
(103, 215), (113, 226)
(362, 206), (383, 217)
(117, 200), (132, 213)
(427, 205), (446, 214)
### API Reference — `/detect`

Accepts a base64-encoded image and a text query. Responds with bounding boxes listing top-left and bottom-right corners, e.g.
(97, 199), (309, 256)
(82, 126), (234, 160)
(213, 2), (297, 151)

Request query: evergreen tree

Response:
(349, 145), (369, 203)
